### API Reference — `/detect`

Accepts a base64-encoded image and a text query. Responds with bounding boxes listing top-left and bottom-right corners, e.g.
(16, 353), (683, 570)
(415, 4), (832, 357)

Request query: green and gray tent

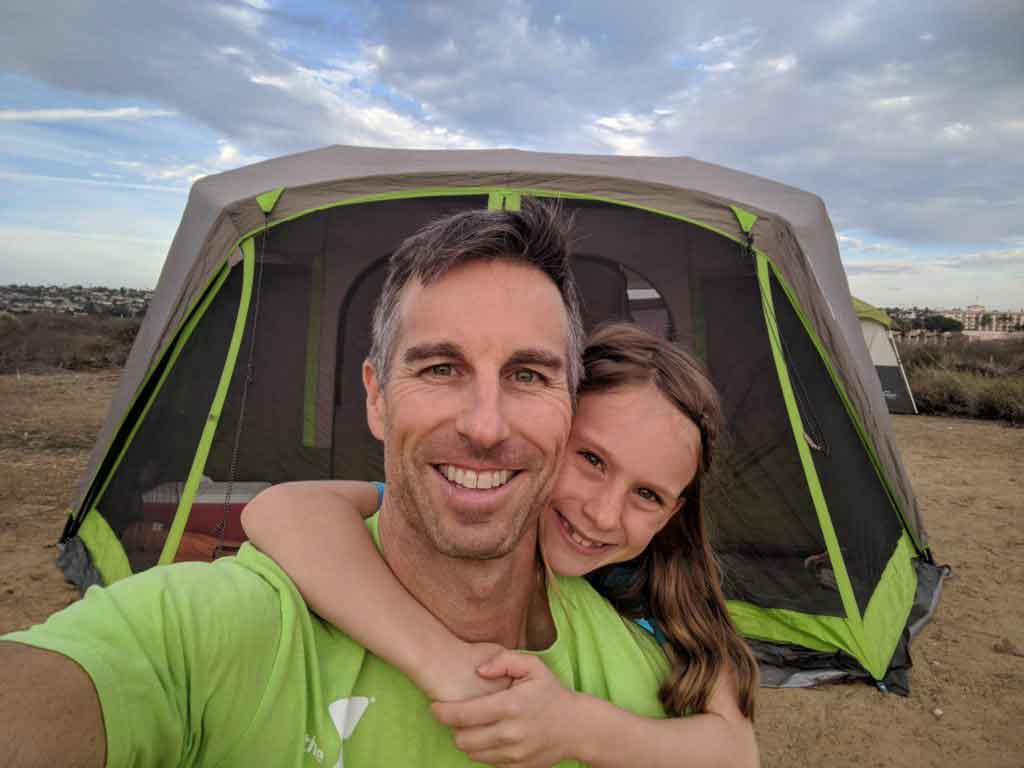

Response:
(853, 297), (918, 415)
(58, 146), (943, 691)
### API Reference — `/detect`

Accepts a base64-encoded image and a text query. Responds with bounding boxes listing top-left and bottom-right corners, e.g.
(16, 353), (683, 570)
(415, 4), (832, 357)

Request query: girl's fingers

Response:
(431, 690), (520, 728)
(450, 720), (524, 753)
(477, 650), (544, 680)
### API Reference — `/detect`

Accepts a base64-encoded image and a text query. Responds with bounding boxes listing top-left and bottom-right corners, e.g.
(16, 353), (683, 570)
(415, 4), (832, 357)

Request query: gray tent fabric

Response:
(77, 146), (923, 544)
(63, 146), (937, 688)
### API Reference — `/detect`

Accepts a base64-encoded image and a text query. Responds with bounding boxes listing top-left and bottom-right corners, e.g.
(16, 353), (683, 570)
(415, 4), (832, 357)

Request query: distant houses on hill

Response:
(883, 304), (1024, 344)
(0, 285), (151, 318)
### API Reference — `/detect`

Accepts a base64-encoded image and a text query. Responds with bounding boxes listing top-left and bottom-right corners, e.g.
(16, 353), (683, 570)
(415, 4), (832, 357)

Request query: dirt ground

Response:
(1, 371), (1021, 767)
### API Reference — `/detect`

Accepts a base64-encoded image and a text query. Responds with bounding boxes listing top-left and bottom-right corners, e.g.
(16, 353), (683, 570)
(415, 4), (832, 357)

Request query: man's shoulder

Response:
(544, 573), (669, 717)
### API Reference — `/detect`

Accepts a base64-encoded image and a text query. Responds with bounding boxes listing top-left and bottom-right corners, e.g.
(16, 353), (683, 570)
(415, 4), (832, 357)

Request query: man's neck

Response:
(378, 508), (551, 650)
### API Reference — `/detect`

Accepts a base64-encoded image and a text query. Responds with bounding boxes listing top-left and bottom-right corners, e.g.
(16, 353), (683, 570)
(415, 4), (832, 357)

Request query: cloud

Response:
(760, 54), (798, 74)
(700, 61), (737, 73)
(933, 248), (1024, 270)
(871, 96), (913, 110)
(0, 170), (184, 193)
(941, 122), (974, 141)
(842, 260), (919, 275)
(0, 107), (176, 122)
(0, 0), (1021, 304)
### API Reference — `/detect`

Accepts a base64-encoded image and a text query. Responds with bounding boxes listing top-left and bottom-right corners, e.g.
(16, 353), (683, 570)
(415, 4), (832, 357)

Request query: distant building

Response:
(938, 305), (1024, 332)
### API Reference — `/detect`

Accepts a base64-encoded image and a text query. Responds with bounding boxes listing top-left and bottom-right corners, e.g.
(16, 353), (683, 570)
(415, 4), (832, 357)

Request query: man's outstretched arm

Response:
(0, 641), (106, 767)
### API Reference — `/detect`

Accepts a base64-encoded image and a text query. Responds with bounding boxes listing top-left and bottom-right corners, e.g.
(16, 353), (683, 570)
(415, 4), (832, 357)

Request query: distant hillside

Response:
(0, 284), (151, 317)
(0, 312), (140, 373)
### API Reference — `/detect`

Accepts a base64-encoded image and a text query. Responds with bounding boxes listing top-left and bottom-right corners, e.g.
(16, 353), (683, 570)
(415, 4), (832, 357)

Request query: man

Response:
(0, 200), (668, 766)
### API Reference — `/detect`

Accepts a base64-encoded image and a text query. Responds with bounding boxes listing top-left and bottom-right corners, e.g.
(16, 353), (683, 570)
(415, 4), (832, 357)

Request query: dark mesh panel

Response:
(332, 259), (387, 481)
(204, 258), (331, 483)
(96, 268), (242, 572)
(771, 277), (902, 614)
(555, 198), (841, 615)
(207, 196), (488, 502)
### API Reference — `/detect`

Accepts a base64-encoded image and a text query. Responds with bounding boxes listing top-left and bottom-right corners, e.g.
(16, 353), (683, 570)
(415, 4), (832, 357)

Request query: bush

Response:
(973, 378), (1024, 424)
(0, 313), (140, 373)
(907, 365), (1024, 424)
(910, 368), (972, 417)
(899, 338), (1024, 377)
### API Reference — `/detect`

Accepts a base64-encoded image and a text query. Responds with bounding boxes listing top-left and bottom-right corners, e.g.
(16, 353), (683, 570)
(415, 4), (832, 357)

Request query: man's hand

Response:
(431, 650), (579, 768)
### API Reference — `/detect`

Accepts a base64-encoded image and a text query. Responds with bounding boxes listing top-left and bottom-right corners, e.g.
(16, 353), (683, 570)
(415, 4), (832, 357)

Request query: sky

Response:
(1, 0), (1022, 310)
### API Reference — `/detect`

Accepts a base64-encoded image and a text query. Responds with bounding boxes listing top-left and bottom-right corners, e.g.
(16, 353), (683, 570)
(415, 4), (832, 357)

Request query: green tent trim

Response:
(69, 182), (924, 684)
(158, 238), (256, 565)
(303, 252), (324, 447)
(853, 297), (893, 328)
(77, 508), (132, 586)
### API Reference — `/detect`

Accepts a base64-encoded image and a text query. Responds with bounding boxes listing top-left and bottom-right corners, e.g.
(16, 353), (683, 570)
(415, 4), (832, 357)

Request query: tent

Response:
(853, 297), (918, 415)
(57, 146), (944, 691)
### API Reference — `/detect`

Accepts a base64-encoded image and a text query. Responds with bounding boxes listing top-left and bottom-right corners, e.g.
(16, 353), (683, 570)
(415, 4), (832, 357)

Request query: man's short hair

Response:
(369, 199), (585, 395)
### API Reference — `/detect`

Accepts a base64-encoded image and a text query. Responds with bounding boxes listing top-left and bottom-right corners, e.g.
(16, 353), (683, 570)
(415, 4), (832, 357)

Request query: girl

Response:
(243, 323), (758, 767)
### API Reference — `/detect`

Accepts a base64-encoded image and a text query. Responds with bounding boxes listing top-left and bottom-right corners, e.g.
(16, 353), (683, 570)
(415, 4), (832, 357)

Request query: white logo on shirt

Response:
(328, 696), (372, 768)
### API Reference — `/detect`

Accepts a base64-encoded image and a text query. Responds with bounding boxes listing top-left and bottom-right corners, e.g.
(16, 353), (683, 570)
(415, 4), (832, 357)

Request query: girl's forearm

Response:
(568, 694), (758, 768)
(240, 482), (464, 696)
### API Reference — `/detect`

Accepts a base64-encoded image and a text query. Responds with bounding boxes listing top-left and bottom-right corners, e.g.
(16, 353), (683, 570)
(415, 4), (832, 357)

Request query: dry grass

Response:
(901, 339), (1024, 424)
(0, 313), (139, 374)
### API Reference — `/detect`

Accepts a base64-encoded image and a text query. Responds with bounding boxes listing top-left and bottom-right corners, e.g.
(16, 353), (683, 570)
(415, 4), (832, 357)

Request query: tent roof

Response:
(80, 146), (921, 545)
(853, 297), (893, 328)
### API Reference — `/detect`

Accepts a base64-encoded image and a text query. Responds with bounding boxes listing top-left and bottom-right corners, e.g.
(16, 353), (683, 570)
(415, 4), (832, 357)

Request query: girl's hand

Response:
(431, 650), (580, 768)
(423, 642), (512, 702)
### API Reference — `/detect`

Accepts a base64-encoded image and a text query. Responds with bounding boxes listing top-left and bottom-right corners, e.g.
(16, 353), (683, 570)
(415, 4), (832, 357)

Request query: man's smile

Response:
(435, 464), (519, 490)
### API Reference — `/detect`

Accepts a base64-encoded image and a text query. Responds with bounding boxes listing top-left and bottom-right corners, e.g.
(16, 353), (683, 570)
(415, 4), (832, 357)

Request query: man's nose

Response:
(455, 375), (511, 450)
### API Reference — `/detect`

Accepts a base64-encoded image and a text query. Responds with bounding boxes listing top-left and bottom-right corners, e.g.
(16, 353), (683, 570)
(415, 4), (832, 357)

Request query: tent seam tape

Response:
(72, 260), (234, 529)
(766, 260), (926, 555)
(756, 251), (873, 669)
(75, 263), (232, 563)
(157, 239), (256, 565)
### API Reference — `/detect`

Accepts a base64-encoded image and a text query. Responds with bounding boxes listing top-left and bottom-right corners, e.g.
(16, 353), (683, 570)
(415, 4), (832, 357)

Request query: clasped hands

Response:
(426, 642), (581, 768)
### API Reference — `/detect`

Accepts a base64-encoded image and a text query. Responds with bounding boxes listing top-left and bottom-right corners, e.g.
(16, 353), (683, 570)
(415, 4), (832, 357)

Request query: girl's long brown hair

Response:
(581, 322), (759, 719)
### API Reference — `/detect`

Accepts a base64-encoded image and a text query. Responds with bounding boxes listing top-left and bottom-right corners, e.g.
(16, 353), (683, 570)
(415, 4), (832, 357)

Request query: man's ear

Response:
(363, 359), (386, 441)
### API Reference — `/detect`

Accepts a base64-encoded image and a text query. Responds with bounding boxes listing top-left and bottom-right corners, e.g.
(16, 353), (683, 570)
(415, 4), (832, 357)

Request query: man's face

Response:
(365, 259), (574, 560)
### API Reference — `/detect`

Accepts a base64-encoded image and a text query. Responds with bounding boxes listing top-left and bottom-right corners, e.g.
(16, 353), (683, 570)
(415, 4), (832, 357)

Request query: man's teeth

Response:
(441, 465), (513, 490)
(563, 516), (606, 550)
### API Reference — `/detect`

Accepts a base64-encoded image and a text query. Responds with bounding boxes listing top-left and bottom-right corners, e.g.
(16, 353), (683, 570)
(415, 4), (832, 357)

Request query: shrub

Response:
(910, 368), (972, 417)
(973, 378), (1024, 424)
(907, 365), (1024, 424)
(0, 313), (140, 373)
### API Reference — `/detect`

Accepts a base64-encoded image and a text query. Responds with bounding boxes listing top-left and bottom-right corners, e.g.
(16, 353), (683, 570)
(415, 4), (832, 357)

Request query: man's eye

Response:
(580, 451), (603, 469)
(513, 369), (540, 384)
(427, 363), (454, 377)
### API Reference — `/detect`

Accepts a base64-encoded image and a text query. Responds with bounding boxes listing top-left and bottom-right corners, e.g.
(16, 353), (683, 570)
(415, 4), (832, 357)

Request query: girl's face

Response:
(539, 383), (702, 577)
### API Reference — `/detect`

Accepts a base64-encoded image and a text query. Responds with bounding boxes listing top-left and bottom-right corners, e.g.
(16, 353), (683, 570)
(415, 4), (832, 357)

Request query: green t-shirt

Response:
(5, 515), (668, 767)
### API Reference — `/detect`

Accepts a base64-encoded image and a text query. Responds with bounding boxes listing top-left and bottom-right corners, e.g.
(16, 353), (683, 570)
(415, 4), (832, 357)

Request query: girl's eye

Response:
(580, 450), (604, 469)
(637, 488), (662, 505)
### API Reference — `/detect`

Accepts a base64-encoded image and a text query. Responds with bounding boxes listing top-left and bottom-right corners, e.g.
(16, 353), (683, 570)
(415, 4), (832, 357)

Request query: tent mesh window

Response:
(770, 276), (902, 614)
(555, 198), (841, 616)
(200, 195), (490, 541)
(94, 267), (243, 572)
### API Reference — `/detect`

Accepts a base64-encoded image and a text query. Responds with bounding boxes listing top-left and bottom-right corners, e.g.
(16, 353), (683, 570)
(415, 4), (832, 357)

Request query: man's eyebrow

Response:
(402, 342), (466, 365)
(506, 348), (565, 372)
